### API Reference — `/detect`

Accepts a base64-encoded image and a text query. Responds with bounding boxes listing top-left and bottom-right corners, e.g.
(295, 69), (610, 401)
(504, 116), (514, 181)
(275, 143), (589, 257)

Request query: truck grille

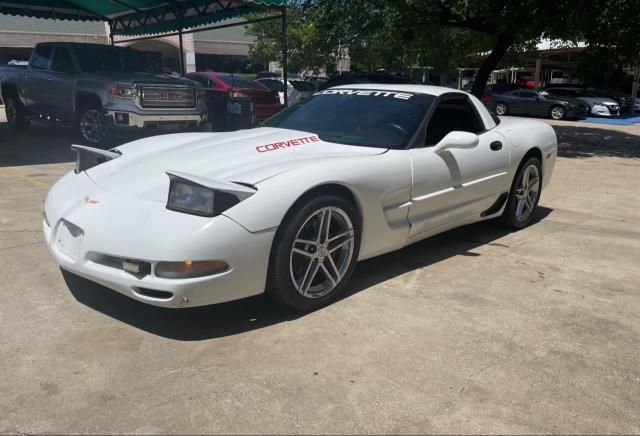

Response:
(140, 86), (195, 108)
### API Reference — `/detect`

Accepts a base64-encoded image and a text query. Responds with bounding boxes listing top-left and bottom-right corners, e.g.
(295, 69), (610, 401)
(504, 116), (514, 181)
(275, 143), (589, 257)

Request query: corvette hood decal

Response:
(85, 127), (385, 202)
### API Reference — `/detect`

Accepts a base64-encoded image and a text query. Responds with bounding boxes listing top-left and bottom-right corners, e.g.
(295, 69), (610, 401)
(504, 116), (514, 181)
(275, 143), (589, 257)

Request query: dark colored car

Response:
(317, 72), (415, 91)
(489, 89), (588, 120)
(187, 72), (282, 123)
(479, 83), (519, 105)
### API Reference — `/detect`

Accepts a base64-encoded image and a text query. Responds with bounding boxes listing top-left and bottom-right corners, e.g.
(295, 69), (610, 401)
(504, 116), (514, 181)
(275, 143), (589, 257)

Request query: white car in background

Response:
(550, 87), (620, 116)
(257, 77), (316, 106)
(44, 85), (557, 311)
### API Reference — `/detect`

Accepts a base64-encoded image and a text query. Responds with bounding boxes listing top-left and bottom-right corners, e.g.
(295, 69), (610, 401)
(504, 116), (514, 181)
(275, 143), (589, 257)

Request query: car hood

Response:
(81, 71), (197, 86)
(549, 96), (585, 106)
(85, 127), (386, 202)
(575, 96), (618, 105)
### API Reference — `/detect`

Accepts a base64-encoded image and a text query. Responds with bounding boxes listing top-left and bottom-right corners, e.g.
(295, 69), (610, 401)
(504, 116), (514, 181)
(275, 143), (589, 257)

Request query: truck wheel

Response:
(5, 95), (30, 130)
(77, 104), (108, 146)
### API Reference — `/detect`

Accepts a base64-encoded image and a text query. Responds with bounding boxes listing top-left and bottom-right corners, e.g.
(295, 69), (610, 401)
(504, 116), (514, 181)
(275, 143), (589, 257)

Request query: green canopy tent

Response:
(0, 0), (289, 103)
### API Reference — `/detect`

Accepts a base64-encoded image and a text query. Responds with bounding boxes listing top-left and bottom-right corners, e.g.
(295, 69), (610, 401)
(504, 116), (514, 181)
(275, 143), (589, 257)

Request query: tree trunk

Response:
(471, 34), (514, 98)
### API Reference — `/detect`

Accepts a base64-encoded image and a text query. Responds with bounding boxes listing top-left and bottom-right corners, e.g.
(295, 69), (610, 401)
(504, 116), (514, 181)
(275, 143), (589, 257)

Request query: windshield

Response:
(264, 89), (434, 149)
(291, 80), (316, 92)
(75, 46), (160, 74)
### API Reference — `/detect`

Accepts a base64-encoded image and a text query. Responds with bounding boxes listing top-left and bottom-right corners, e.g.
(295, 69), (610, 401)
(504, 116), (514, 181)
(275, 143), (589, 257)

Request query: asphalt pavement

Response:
(1, 113), (639, 434)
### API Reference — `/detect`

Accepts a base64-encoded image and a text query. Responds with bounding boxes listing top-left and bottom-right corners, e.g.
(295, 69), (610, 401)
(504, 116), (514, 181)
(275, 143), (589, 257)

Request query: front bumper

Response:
(590, 104), (620, 117)
(43, 172), (275, 308)
(566, 106), (587, 118)
(105, 110), (207, 131)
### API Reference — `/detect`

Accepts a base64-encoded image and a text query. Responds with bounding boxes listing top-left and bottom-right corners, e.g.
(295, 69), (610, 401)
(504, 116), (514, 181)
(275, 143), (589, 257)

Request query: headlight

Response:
(166, 174), (240, 217)
(110, 84), (136, 99)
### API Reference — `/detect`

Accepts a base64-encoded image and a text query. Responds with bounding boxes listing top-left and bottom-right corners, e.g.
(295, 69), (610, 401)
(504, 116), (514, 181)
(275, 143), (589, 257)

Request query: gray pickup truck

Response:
(0, 42), (207, 145)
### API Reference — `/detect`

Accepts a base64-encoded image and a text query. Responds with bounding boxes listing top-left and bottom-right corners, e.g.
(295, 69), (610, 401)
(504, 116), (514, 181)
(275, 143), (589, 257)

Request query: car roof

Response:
(331, 83), (468, 97)
(192, 72), (246, 78)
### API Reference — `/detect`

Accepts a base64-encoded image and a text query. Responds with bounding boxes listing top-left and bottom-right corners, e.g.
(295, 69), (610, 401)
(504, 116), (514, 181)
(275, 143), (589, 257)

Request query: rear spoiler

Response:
(166, 170), (256, 200)
(71, 144), (121, 173)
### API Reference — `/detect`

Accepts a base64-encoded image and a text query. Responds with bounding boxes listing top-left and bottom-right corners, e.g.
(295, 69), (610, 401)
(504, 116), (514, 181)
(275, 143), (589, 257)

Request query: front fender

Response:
(223, 150), (413, 260)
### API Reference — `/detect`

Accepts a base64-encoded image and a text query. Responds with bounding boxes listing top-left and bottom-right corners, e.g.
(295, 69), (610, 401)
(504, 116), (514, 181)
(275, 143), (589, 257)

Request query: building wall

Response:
(0, 14), (254, 73)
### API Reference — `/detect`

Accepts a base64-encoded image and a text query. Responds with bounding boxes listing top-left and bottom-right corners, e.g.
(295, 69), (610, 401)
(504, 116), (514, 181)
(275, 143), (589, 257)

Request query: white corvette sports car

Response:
(44, 84), (557, 311)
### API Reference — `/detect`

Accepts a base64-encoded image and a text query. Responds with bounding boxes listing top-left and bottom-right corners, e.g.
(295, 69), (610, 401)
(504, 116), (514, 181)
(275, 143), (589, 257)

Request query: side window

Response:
(519, 91), (537, 98)
(425, 97), (484, 146)
(31, 45), (53, 70)
(50, 47), (75, 73)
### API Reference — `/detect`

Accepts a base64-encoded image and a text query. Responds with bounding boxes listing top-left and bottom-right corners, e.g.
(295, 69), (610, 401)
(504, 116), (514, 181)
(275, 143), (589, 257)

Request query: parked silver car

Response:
(549, 87), (620, 116)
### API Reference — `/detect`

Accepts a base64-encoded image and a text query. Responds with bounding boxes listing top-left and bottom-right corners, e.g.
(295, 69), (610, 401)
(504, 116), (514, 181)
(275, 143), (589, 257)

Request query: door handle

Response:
(47, 77), (53, 81)
(490, 141), (503, 151)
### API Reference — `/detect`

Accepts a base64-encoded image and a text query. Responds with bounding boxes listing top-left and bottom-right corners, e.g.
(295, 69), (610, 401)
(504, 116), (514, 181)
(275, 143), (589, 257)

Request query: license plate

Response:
(56, 220), (84, 261)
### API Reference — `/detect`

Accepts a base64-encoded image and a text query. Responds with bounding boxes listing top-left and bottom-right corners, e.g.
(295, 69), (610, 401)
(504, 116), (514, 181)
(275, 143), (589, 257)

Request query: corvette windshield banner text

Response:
(256, 135), (320, 153)
(314, 89), (414, 100)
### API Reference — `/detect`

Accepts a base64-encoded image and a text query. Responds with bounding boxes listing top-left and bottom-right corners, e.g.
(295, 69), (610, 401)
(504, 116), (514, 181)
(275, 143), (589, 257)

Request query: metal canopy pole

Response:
(178, 28), (185, 75)
(282, 8), (288, 107)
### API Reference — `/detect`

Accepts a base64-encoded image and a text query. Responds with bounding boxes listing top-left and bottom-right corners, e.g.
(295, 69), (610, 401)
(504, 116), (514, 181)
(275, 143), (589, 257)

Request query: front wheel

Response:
(267, 194), (360, 311)
(77, 104), (108, 146)
(549, 105), (566, 120)
(494, 102), (508, 115)
(5, 94), (30, 130)
(501, 157), (542, 229)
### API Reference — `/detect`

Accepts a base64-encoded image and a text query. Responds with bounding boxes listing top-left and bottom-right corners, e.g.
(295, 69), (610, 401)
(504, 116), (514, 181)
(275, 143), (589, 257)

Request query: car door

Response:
(497, 90), (520, 114)
(25, 44), (54, 114)
(408, 94), (510, 239)
(517, 90), (545, 116)
(48, 46), (76, 121)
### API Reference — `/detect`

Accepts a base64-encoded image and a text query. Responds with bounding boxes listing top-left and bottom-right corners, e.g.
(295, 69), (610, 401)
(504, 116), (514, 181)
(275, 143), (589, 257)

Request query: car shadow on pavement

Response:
(62, 207), (553, 341)
(553, 125), (640, 159)
(0, 121), (134, 167)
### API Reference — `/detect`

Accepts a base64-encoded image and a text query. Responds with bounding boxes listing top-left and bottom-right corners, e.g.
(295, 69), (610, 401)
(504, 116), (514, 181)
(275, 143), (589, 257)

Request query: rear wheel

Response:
(550, 105), (566, 120)
(5, 94), (30, 130)
(501, 157), (542, 229)
(267, 194), (360, 311)
(494, 102), (508, 115)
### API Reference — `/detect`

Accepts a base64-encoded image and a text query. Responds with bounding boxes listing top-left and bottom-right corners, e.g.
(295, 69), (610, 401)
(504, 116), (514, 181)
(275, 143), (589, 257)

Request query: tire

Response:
(267, 193), (361, 311)
(549, 105), (566, 120)
(494, 102), (508, 115)
(77, 104), (108, 146)
(501, 157), (542, 229)
(4, 94), (30, 130)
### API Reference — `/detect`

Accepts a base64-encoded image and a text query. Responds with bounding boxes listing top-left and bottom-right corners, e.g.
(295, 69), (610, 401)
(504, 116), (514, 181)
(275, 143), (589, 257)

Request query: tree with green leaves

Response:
(248, 0), (640, 96)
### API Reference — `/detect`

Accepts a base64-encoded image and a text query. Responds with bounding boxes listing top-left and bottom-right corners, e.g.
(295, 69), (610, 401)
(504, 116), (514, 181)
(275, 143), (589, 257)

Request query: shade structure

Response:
(0, 0), (285, 36)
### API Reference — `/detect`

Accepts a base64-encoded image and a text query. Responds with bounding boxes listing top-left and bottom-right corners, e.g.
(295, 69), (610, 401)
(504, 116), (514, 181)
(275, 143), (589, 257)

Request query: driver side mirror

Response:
(434, 131), (479, 152)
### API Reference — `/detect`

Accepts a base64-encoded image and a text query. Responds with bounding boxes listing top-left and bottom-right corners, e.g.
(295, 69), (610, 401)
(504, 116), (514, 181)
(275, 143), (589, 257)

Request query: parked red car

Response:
(186, 72), (282, 122)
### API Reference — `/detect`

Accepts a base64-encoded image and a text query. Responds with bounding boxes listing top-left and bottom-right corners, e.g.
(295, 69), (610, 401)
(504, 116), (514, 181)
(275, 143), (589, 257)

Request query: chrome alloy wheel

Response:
(514, 164), (540, 222)
(289, 206), (355, 299)
(80, 109), (106, 144)
(495, 103), (507, 115)
(551, 106), (565, 120)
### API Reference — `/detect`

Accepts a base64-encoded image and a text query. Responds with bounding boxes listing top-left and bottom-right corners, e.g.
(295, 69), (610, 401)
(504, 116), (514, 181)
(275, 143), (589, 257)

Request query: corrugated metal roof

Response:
(0, 13), (105, 35)
(0, 0), (285, 36)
